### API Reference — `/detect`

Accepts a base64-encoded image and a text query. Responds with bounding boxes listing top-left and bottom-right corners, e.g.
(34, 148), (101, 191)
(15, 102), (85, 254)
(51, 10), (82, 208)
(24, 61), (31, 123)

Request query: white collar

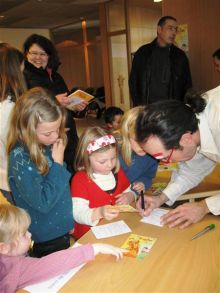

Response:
(93, 172), (116, 191)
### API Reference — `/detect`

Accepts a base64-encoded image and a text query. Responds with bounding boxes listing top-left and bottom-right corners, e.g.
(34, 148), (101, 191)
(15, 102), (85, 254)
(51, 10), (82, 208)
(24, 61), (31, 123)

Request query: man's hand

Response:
(136, 192), (167, 216)
(161, 200), (210, 228)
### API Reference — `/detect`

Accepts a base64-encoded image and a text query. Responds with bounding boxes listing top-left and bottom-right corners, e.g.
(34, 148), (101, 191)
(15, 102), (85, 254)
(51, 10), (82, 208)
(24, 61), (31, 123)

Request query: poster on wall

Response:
(175, 24), (189, 56)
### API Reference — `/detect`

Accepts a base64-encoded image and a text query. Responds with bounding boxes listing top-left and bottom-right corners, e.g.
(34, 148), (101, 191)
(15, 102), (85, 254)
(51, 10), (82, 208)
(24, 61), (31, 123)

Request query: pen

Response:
(191, 224), (215, 240)
(140, 190), (145, 211)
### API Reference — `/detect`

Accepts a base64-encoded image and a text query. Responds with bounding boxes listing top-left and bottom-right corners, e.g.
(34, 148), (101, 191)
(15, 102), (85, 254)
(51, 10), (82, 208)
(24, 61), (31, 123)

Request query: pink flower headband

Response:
(87, 135), (116, 154)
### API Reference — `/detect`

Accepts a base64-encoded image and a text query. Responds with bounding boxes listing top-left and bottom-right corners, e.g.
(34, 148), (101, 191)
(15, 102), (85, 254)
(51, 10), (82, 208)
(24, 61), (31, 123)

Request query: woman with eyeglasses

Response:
(23, 34), (87, 175)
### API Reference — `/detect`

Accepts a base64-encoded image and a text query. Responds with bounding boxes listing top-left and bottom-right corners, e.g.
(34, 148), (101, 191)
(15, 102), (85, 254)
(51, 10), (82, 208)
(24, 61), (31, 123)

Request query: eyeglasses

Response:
(152, 148), (175, 164)
(160, 148), (175, 164)
(28, 51), (48, 57)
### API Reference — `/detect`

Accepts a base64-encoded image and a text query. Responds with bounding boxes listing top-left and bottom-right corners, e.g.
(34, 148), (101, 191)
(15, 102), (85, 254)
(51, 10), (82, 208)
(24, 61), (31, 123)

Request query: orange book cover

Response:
(121, 233), (157, 260)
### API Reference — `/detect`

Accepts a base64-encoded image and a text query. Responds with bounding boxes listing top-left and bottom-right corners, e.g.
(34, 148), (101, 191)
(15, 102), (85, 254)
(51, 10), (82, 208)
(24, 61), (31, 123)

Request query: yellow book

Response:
(66, 89), (94, 111)
(121, 233), (157, 260)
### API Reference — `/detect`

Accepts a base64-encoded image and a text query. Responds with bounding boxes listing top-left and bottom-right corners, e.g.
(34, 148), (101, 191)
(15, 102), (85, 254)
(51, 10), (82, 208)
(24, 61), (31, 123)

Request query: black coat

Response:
(23, 61), (78, 175)
(129, 39), (192, 106)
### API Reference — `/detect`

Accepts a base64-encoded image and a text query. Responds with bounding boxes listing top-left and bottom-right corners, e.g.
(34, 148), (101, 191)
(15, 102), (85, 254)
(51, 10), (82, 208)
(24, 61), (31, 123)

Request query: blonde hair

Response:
(121, 106), (144, 166)
(0, 43), (26, 102)
(75, 126), (119, 178)
(7, 87), (67, 175)
(0, 204), (31, 244)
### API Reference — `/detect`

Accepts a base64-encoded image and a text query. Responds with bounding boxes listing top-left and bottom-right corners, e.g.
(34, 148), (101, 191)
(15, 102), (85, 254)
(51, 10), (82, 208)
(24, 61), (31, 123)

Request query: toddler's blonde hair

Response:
(0, 204), (31, 244)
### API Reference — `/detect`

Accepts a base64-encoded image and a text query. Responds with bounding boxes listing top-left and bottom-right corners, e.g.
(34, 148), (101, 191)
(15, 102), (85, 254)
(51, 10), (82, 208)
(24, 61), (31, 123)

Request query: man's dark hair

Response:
(23, 34), (60, 70)
(104, 106), (124, 124)
(157, 16), (177, 27)
(213, 48), (220, 60)
(136, 93), (206, 150)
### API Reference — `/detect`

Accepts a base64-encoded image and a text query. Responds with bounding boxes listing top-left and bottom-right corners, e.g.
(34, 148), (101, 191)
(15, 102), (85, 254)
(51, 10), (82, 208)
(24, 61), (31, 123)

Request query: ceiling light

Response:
(154, 0), (162, 2)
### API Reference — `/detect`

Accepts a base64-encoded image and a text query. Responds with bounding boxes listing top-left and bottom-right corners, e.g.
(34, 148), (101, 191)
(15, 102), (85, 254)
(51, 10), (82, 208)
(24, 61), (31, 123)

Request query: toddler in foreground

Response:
(0, 204), (124, 293)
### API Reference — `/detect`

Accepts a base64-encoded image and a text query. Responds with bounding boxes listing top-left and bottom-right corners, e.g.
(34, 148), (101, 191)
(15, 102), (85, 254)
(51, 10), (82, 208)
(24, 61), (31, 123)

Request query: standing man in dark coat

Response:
(129, 16), (192, 106)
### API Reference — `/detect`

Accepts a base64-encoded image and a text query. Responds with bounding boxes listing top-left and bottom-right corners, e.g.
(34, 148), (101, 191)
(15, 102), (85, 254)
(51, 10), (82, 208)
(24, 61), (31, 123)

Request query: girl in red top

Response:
(71, 126), (136, 239)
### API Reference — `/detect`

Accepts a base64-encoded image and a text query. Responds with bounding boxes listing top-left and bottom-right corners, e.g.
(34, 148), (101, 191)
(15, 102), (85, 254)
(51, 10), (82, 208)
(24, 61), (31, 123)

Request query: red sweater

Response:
(71, 167), (130, 239)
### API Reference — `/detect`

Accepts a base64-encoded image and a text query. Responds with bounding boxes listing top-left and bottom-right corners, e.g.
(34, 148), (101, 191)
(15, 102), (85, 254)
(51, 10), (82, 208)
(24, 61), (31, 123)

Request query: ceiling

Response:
(0, 0), (109, 41)
(0, 0), (161, 43)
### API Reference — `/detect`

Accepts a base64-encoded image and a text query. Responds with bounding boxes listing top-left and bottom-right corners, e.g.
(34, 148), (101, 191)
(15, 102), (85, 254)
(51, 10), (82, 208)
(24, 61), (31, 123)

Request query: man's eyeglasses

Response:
(28, 51), (48, 57)
(160, 148), (175, 164)
(152, 148), (175, 164)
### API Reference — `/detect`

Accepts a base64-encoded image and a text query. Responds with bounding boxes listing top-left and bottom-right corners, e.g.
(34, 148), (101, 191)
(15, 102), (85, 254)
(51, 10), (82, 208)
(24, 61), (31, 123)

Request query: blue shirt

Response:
(119, 152), (158, 191)
(8, 144), (73, 243)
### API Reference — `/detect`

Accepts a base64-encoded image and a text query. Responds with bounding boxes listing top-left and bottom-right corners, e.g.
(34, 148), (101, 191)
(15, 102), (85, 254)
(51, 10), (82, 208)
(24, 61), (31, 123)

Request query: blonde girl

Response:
(71, 126), (136, 239)
(0, 204), (124, 293)
(119, 106), (158, 194)
(7, 87), (73, 257)
(0, 43), (26, 203)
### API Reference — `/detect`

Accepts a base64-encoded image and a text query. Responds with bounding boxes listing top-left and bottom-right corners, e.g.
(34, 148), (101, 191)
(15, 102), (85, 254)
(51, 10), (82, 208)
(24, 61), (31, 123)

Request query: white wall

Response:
(0, 28), (50, 50)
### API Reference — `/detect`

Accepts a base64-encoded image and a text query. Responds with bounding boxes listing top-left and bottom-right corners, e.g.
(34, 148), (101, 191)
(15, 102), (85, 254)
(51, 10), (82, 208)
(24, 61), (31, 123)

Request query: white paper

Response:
(24, 243), (85, 293)
(91, 220), (131, 239)
(141, 208), (169, 227)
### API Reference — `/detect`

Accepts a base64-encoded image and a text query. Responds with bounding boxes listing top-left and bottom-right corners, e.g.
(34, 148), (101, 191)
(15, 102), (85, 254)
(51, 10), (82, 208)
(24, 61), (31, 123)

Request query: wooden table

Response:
(60, 212), (220, 292)
(19, 164), (220, 292)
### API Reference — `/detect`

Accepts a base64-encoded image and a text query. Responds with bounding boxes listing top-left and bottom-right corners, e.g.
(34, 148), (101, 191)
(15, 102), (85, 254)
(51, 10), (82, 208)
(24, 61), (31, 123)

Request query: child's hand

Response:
(52, 139), (65, 165)
(100, 205), (119, 221)
(92, 243), (126, 260)
(115, 192), (135, 205)
(92, 206), (119, 223)
(56, 93), (69, 106)
(132, 181), (145, 194)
